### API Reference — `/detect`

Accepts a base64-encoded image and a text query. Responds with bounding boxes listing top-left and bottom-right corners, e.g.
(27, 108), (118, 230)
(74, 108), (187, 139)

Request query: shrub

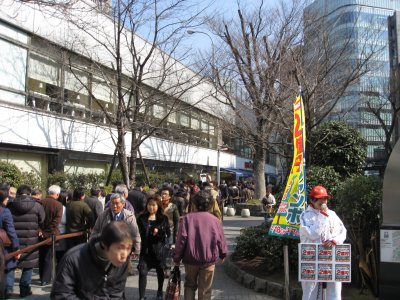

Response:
(309, 121), (367, 178)
(234, 222), (299, 273)
(47, 171), (109, 191)
(0, 161), (23, 187)
(21, 171), (43, 190)
(47, 172), (69, 189)
(336, 175), (382, 294)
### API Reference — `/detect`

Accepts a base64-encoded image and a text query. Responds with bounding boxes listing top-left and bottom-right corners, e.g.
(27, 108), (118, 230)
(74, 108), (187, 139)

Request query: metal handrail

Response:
(5, 231), (86, 261)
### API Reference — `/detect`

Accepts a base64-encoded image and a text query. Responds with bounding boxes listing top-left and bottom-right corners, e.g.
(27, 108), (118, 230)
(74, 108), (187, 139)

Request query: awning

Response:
(221, 168), (253, 177)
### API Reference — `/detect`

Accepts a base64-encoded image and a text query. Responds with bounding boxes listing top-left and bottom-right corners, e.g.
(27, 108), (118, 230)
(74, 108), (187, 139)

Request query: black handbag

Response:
(152, 239), (170, 261)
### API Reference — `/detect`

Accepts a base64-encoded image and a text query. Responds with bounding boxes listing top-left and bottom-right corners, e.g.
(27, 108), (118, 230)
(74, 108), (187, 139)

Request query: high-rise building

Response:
(388, 11), (400, 147)
(305, 0), (400, 173)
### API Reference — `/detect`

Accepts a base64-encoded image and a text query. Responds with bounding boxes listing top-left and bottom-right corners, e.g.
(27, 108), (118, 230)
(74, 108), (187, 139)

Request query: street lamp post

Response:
(187, 30), (215, 80)
(217, 145), (228, 220)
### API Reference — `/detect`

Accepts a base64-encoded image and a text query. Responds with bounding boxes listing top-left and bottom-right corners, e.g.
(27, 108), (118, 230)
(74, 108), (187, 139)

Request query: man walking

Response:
(173, 190), (227, 300)
(92, 193), (141, 257)
(38, 185), (63, 286)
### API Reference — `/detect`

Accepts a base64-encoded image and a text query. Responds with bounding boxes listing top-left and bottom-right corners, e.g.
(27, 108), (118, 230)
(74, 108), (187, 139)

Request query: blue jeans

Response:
(263, 213), (272, 223)
(5, 268), (33, 293)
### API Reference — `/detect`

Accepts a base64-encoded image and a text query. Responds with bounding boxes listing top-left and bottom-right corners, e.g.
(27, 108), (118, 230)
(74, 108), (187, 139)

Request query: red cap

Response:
(309, 185), (330, 199)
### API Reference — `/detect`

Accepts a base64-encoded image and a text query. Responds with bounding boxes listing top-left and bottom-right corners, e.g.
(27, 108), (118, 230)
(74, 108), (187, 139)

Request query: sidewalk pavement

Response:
(10, 215), (278, 300)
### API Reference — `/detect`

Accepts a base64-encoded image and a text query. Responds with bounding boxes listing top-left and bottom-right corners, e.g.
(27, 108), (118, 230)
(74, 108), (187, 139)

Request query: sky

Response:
(183, 0), (281, 61)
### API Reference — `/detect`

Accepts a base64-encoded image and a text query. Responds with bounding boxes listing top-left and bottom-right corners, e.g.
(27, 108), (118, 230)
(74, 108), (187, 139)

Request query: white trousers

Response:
(301, 281), (342, 300)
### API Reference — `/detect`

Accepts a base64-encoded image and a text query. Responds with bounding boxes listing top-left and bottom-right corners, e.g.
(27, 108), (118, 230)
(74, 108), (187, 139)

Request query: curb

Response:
(223, 255), (302, 300)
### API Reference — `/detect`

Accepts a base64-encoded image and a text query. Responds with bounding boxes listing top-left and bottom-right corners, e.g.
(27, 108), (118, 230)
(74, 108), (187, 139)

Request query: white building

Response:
(0, 0), (277, 184)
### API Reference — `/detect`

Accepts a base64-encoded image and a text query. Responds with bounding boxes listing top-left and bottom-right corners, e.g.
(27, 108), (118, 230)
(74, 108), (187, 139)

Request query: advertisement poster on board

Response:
(335, 264), (351, 282)
(335, 244), (351, 262)
(300, 263), (316, 281)
(300, 244), (317, 261)
(298, 243), (351, 283)
(317, 263), (333, 281)
(318, 244), (333, 261)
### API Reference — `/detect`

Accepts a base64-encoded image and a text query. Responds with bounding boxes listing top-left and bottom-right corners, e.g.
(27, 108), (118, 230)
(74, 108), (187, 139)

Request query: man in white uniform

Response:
(300, 185), (347, 300)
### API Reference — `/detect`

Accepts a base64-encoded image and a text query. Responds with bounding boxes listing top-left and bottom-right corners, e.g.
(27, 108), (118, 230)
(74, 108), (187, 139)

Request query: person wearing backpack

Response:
(228, 181), (240, 207)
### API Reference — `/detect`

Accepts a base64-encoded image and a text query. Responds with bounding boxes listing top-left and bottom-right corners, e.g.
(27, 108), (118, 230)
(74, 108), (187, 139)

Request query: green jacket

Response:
(66, 200), (94, 233)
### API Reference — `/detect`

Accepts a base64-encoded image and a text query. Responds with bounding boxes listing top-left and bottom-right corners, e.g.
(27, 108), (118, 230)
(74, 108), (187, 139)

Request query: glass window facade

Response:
(305, 0), (396, 161)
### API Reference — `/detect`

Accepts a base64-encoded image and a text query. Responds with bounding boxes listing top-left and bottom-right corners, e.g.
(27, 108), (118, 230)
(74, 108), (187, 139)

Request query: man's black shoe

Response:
(41, 281), (51, 287)
(20, 289), (32, 297)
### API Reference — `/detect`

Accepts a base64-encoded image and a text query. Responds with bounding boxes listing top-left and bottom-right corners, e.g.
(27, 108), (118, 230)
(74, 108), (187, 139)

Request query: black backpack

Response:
(229, 186), (240, 199)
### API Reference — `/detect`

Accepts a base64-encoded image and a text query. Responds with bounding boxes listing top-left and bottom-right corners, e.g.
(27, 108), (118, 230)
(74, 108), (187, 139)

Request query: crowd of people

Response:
(0, 173), (347, 300)
(1, 177), (249, 300)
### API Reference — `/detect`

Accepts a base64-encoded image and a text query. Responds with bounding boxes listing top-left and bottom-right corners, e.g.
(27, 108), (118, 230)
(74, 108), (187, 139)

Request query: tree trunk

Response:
(128, 131), (139, 189)
(116, 124), (129, 187)
(253, 142), (266, 200)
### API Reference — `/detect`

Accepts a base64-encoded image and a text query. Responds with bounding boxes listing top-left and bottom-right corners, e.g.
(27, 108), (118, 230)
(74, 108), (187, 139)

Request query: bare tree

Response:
(201, 0), (304, 199)
(198, 0), (386, 199)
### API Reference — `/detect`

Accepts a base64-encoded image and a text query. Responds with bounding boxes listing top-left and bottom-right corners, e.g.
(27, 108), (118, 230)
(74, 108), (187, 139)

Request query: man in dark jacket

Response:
(51, 221), (135, 299)
(84, 185), (103, 222)
(127, 181), (146, 217)
(66, 187), (94, 248)
(7, 185), (45, 298)
(38, 184), (63, 286)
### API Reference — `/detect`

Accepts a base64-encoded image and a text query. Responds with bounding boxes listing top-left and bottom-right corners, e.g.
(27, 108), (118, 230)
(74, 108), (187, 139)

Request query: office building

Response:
(305, 0), (400, 173)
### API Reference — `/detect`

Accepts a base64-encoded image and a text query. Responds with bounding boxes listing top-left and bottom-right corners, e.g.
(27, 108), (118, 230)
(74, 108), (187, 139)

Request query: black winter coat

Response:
(137, 213), (170, 260)
(8, 195), (45, 268)
(51, 238), (128, 299)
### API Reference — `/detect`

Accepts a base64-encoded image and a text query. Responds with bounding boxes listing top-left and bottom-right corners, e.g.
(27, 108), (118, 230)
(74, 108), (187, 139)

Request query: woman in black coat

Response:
(137, 194), (170, 300)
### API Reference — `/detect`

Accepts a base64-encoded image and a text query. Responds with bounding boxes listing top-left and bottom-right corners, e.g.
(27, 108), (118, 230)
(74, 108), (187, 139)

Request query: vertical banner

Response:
(269, 93), (307, 239)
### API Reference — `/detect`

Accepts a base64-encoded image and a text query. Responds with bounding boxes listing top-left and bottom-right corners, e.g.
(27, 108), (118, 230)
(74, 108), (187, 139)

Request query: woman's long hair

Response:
(141, 194), (164, 219)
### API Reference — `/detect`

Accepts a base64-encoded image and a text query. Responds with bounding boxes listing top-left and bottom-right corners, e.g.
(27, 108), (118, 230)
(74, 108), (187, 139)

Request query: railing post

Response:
(51, 234), (56, 282)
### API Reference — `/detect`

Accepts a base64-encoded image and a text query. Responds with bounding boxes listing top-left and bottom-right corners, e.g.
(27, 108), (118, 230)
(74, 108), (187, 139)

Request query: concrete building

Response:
(0, 0), (276, 185)
(305, 0), (400, 174)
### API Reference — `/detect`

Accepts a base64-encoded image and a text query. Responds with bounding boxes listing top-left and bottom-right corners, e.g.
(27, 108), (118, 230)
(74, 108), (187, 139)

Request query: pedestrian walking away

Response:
(6, 185), (45, 298)
(173, 189), (227, 300)
(38, 184), (63, 287)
